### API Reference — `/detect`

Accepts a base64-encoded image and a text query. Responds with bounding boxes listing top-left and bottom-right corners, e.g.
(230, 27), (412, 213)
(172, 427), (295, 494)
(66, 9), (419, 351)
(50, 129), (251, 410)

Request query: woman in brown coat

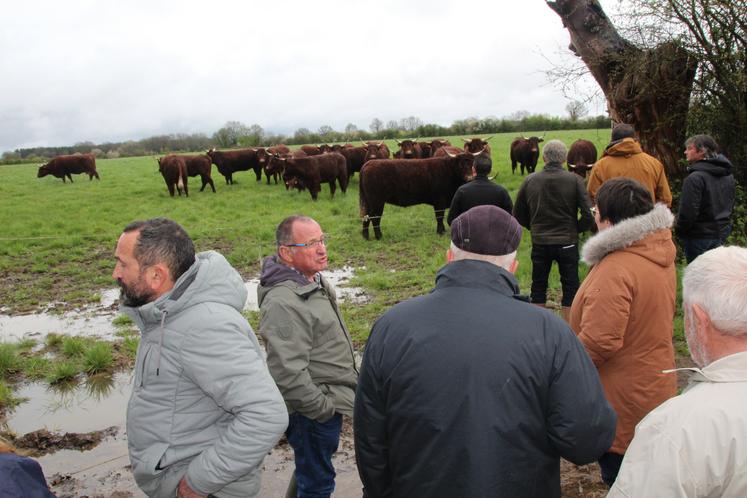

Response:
(570, 178), (677, 487)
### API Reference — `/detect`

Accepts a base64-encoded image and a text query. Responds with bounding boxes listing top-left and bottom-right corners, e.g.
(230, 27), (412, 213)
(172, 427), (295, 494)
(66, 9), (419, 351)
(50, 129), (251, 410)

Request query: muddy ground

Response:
(6, 416), (612, 498)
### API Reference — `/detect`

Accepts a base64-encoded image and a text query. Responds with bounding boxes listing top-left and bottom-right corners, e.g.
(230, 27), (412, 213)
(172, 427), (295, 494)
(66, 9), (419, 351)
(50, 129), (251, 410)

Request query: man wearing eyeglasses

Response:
(258, 215), (358, 498)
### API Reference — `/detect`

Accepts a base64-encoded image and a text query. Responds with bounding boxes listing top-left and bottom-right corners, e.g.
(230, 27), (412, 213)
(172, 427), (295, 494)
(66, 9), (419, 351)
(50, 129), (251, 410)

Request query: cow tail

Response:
(177, 163), (185, 190)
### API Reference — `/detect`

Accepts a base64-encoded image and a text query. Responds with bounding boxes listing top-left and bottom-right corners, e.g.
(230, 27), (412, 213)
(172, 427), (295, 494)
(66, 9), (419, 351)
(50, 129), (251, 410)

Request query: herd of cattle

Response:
(36, 136), (599, 239)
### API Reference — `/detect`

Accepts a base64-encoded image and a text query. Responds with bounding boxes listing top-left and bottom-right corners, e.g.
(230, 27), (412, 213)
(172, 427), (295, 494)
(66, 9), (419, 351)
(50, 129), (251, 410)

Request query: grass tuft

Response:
(61, 336), (89, 358)
(112, 314), (133, 327)
(83, 342), (114, 374)
(46, 361), (80, 384)
(0, 379), (22, 410)
(0, 343), (22, 379)
(45, 333), (64, 349)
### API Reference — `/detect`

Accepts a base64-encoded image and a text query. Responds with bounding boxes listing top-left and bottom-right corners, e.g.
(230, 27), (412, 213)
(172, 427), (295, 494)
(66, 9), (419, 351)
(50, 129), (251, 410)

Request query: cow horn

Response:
(445, 149), (457, 158)
(471, 147), (487, 157)
(395, 139), (402, 145)
(523, 136), (530, 140)
(377, 141), (383, 146)
(488, 174), (497, 180)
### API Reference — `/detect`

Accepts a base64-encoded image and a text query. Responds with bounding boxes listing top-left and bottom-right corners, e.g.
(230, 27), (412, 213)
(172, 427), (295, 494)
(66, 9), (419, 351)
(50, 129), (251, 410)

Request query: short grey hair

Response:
(685, 134), (719, 159)
(275, 215), (315, 246)
(683, 246), (747, 337)
(542, 140), (567, 165)
(449, 242), (516, 270)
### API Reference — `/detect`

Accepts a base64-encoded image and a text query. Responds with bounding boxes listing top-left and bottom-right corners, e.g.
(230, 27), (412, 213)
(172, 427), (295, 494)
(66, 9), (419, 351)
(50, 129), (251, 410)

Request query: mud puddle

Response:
(0, 267), (368, 342)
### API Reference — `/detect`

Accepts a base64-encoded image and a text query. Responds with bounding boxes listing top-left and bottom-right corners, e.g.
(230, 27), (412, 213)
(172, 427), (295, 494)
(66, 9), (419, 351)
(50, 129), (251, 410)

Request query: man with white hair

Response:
(354, 205), (616, 498)
(609, 245), (747, 497)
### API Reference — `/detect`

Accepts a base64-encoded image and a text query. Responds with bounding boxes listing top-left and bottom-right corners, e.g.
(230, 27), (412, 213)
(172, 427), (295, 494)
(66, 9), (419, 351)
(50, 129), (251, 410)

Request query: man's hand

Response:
(177, 476), (207, 498)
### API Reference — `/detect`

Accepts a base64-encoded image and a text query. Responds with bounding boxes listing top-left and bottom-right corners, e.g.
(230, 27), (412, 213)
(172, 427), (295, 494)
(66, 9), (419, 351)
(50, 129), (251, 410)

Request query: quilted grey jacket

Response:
(123, 251), (287, 498)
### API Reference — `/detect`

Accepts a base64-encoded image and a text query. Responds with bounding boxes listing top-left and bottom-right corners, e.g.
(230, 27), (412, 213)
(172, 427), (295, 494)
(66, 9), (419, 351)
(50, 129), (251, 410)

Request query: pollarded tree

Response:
(547, 0), (697, 175)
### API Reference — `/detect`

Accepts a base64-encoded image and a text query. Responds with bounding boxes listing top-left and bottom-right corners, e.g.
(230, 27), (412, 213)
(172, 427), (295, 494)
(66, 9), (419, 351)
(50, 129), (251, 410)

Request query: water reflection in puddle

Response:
(0, 267), (367, 342)
(4, 372), (131, 435)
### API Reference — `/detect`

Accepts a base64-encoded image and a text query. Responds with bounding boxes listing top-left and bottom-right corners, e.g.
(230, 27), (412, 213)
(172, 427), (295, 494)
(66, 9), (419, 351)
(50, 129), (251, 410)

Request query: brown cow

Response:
(255, 145), (291, 184)
(160, 154), (216, 193)
(433, 146), (469, 157)
(300, 145), (323, 156)
(463, 137), (492, 156)
(278, 153), (348, 200)
(158, 155), (189, 197)
(428, 139), (451, 156)
(37, 154), (99, 183)
(510, 136), (545, 175)
(394, 139), (424, 159)
(362, 141), (391, 162)
(566, 139), (598, 178)
(359, 151), (475, 240)
(329, 145), (368, 178)
(206, 148), (261, 184)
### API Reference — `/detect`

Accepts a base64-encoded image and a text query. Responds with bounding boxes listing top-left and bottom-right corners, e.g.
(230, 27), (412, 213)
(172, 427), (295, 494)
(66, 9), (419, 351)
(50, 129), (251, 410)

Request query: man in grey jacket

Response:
(113, 217), (287, 498)
(258, 215), (358, 498)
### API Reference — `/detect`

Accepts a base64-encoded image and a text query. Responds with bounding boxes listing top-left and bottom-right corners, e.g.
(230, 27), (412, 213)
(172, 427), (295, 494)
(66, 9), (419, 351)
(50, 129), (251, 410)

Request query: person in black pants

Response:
(513, 139), (594, 321)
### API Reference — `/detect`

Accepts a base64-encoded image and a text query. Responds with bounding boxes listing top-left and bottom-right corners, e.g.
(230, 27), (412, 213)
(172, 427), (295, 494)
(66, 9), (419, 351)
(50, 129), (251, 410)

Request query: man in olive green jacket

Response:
(258, 215), (358, 498)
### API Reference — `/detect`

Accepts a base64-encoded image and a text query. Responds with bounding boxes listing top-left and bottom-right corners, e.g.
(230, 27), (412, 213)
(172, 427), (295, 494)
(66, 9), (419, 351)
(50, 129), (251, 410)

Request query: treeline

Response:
(1, 113), (610, 164)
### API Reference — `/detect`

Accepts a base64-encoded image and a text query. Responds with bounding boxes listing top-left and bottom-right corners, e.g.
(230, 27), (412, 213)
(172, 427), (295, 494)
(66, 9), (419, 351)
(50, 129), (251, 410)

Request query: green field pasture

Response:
(0, 128), (685, 348)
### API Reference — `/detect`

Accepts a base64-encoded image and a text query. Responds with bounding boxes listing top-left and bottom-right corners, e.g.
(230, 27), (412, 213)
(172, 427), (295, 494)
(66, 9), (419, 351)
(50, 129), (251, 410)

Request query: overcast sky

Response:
(1, 0), (618, 153)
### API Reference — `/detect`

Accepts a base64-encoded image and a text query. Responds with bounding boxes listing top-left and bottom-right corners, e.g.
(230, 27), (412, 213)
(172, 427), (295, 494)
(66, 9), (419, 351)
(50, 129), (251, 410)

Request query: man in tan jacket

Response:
(587, 124), (672, 207)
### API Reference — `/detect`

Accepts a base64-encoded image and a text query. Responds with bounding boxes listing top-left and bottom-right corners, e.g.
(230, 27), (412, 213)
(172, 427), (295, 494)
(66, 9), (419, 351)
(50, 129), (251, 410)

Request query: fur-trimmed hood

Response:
(582, 204), (675, 266)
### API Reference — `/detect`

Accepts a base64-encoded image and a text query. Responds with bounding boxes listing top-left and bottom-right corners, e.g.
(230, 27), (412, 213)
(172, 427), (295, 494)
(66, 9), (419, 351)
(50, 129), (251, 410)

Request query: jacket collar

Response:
(581, 204), (674, 265)
(434, 259), (524, 299)
(542, 162), (564, 171)
(665, 350), (747, 385)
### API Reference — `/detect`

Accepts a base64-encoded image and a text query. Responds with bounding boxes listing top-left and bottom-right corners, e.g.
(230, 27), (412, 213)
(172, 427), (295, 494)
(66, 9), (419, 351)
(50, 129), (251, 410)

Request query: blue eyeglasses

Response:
(284, 235), (329, 249)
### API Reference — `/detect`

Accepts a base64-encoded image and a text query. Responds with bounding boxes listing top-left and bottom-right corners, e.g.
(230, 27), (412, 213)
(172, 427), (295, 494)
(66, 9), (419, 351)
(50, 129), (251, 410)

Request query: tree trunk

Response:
(547, 0), (697, 176)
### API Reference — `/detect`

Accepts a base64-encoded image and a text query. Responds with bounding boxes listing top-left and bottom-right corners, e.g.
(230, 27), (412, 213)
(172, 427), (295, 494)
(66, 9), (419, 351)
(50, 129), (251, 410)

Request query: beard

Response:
(117, 275), (155, 308)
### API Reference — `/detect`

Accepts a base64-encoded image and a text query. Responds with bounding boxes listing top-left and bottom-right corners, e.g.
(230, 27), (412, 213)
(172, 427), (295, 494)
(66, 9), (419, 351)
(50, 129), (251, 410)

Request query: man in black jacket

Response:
(675, 134), (736, 263)
(446, 154), (513, 225)
(354, 205), (616, 498)
(513, 139), (594, 321)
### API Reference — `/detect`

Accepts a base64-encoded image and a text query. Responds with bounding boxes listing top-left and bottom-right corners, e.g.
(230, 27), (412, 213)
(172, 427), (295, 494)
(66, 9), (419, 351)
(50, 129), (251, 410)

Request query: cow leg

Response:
(168, 183), (175, 197)
(362, 216), (370, 240)
(434, 207), (446, 235)
(200, 177), (207, 192)
(373, 215), (383, 240)
(208, 178), (216, 193)
(67, 173), (73, 183)
(95, 171), (100, 180)
(329, 181), (336, 198)
(511, 160), (517, 175)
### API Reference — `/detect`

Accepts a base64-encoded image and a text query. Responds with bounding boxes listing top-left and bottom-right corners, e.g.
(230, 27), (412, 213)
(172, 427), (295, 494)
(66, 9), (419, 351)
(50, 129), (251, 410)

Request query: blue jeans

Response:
(286, 412), (342, 498)
(683, 238), (723, 263)
(530, 243), (580, 307)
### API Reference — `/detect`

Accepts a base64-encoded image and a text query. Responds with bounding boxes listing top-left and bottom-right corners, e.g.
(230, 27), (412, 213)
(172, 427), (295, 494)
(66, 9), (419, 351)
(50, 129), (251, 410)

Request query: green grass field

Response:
(0, 129), (684, 348)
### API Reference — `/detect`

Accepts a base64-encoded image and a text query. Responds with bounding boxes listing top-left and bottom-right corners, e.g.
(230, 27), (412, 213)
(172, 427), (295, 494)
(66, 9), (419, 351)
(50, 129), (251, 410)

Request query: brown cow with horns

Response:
(359, 150), (479, 240)
(37, 154), (100, 183)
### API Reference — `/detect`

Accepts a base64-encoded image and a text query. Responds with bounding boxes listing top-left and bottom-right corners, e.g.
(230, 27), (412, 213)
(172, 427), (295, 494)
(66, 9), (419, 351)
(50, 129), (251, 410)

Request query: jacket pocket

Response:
(134, 342), (153, 388)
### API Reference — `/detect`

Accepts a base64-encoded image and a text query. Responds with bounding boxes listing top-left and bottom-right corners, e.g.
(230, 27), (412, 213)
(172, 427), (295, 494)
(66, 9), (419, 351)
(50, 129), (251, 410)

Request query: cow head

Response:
(37, 164), (50, 178)
(395, 139), (420, 158)
(429, 139), (450, 154)
(462, 137), (491, 154)
(523, 135), (544, 154)
(567, 163), (593, 179)
(445, 149), (477, 182)
(255, 148), (270, 167)
(362, 141), (385, 161)
(319, 144), (334, 154)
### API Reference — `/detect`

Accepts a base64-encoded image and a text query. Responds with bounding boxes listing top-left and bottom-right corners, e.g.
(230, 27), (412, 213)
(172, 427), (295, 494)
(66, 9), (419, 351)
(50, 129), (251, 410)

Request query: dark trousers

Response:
(286, 412), (342, 498)
(530, 243), (580, 307)
(682, 225), (731, 263)
(598, 452), (624, 487)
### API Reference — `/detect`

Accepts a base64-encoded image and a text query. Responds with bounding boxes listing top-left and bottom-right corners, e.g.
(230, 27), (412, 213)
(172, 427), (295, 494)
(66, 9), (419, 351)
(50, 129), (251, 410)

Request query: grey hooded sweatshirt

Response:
(123, 251), (287, 498)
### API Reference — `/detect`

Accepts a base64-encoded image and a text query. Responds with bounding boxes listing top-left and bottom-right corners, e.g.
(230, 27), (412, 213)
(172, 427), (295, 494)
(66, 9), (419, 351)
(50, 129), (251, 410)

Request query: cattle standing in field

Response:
(300, 145), (323, 156)
(37, 154), (99, 183)
(510, 136), (545, 175)
(362, 141), (391, 162)
(277, 152), (348, 200)
(330, 145), (368, 178)
(463, 137), (492, 157)
(394, 139), (424, 159)
(428, 139), (451, 157)
(255, 145), (291, 184)
(206, 148), (261, 184)
(566, 139), (598, 179)
(159, 155), (215, 192)
(359, 151), (477, 240)
(158, 155), (189, 197)
(417, 141), (433, 158)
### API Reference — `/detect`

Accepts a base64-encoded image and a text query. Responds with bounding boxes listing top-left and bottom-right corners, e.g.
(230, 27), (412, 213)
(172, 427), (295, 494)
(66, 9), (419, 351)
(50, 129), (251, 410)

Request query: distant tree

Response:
(399, 116), (423, 132)
(370, 118), (383, 133)
(386, 120), (400, 131)
(213, 121), (250, 148)
(566, 100), (589, 122)
(240, 124), (264, 146)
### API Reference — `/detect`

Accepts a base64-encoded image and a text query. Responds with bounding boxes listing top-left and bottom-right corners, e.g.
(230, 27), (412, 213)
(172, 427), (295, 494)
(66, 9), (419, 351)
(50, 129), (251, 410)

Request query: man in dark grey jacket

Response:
(513, 139), (594, 321)
(355, 205), (616, 498)
(113, 218), (287, 498)
(446, 154), (513, 225)
(258, 215), (358, 498)
(676, 134), (736, 263)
